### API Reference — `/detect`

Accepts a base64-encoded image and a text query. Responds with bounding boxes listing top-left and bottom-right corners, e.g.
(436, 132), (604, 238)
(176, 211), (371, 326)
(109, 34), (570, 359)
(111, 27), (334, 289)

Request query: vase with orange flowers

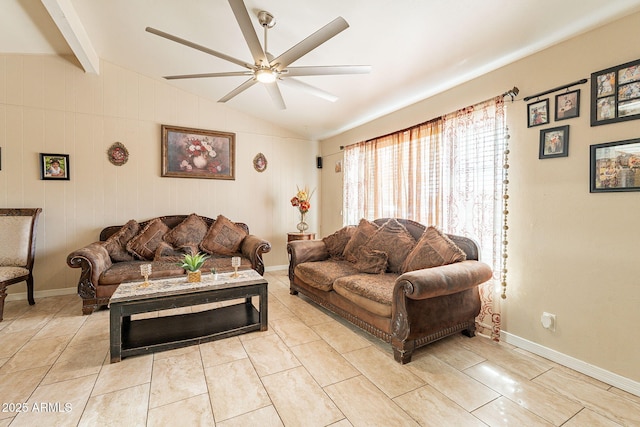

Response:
(290, 185), (315, 232)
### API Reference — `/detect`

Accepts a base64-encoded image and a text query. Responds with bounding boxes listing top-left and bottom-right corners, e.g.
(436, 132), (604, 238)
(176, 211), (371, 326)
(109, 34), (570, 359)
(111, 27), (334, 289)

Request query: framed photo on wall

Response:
(161, 125), (235, 180)
(539, 125), (569, 159)
(40, 153), (70, 180)
(527, 99), (549, 128)
(555, 90), (580, 121)
(590, 138), (640, 192)
(591, 58), (640, 126)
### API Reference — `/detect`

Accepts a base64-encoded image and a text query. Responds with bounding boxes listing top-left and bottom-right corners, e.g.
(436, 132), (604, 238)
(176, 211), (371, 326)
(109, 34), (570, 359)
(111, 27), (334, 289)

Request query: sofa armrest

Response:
(286, 240), (330, 281)
(390, 260), (492, 343)
(67, 242), (113, 299)
(241, 234), (272, 275)
(395, 260), (493, 300)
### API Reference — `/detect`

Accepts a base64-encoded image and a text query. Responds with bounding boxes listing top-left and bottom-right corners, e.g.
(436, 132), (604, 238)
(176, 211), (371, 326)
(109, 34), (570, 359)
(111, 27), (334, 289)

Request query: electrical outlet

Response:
(541, 312), (556, 331)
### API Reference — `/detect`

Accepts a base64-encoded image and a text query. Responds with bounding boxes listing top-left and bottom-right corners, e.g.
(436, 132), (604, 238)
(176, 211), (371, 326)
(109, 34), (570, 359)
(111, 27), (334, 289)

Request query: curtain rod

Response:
(336, 86), (519, 151)
(523, 78), (587, 102)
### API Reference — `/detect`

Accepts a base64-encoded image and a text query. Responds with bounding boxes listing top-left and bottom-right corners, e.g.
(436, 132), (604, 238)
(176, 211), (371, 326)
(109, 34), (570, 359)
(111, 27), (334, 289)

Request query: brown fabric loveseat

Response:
(68, 213), (271, 315)
(287, 218), (492, 364)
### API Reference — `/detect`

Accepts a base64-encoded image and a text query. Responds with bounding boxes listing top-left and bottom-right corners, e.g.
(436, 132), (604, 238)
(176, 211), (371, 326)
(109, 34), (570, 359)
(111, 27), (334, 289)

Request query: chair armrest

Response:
(286, 240), (330, 281)
(241, 234), (272, 275)
(395, 260), (493, 300)
(66, 242), (112, 298)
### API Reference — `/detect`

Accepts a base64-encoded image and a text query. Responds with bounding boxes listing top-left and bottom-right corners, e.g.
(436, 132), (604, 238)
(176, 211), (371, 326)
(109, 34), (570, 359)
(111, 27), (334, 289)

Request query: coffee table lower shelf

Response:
(120, 302), (260, 360)
(109, 271), (268, 363)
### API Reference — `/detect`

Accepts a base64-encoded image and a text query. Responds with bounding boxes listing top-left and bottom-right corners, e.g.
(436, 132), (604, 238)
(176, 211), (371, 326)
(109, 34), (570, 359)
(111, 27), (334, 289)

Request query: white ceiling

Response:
(3, 0), (640, 140)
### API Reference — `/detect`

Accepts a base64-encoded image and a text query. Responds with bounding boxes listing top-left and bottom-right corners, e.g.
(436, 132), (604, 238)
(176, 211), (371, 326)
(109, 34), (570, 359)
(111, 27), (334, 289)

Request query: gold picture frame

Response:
(161, 125), (235, 180)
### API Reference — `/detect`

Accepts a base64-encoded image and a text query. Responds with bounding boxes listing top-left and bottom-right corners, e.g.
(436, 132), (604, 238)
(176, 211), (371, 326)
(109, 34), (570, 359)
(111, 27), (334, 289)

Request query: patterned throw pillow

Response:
(126, 218), (170, 260)
(401, 226), (467, 273)
(353, 246), (388, 274)
(154, 241), (198, 262)
(103, 219), (139, 262)
(200, 214), (248, 255)
(343, 219), (379, 263)
(163, 213), (209, 248)
(361, 218), (416, 273)
(322, 225), (356, 259)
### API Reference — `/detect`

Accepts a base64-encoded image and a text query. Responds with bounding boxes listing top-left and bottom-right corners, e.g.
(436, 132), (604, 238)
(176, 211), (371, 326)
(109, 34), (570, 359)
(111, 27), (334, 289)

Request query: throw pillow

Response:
(153, 241), (185, 262)
(154, 242), (198, 262)
(163, 213), (209, 248)
(353, 246), (388, 274)
(343, 218), (379, 263)
(361, 218), (416, 273)
(126, 218), (170, 260)
(103, 219), (139, 262)
(401, 226), (467, 273)
(322, 225), (356, 259)
(200, 214), (248, 255)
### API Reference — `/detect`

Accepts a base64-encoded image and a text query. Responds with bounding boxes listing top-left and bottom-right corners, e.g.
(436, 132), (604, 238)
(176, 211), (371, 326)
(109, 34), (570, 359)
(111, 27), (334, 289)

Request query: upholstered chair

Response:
(0, 208), (42, 321)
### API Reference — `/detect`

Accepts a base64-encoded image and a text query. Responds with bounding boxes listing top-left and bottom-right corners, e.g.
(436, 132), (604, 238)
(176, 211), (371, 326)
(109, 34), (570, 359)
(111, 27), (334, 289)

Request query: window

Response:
(343, 97), (507, 339)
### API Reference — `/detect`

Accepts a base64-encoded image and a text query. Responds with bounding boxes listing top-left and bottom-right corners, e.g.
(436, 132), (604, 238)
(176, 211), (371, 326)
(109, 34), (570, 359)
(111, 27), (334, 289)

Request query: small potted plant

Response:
(180, 252), (209, 283)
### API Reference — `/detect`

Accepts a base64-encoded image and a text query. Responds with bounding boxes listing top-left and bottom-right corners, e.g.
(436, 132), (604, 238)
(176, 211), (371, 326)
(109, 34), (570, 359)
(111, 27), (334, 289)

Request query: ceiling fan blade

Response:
(271, 17), (349, 71)
(279, 77), (338, 102)
(284, 65), (372, 77)
(146, 27), (253, 70)
(164, 71), (253, 80)
(264, 82), (286, 110)
(228, 0), (268, 67)
(218, 78), (258, 103)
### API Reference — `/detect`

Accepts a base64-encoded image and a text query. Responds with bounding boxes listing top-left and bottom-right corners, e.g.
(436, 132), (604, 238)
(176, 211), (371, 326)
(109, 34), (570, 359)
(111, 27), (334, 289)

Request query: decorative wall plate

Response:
(253, 152), (267, 172)
(108, 142), (129, 166)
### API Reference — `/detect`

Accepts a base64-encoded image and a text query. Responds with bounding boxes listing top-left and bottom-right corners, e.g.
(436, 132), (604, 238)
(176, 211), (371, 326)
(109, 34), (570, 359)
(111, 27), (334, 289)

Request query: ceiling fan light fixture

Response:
(255, 68), (277, 83)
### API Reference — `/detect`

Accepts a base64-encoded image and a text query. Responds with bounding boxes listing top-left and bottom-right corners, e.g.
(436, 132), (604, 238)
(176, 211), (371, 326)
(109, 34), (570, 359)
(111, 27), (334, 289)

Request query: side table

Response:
(287, 232), (316, 242)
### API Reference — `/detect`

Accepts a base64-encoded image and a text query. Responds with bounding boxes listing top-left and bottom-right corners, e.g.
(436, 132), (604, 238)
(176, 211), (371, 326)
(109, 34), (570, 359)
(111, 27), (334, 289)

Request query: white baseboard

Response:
(501, 331), (640, 398)
(5, 287), (77, 302)
(265, 265), (288, 272)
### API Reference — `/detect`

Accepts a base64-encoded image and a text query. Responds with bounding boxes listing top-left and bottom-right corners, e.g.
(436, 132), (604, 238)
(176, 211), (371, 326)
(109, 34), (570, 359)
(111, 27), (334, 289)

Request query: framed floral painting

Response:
(161, 125), (235, 180)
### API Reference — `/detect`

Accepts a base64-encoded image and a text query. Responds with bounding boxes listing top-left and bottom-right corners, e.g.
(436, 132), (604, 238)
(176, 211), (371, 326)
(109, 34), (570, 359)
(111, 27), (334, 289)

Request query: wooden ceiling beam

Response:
(41, 0), (99, 74)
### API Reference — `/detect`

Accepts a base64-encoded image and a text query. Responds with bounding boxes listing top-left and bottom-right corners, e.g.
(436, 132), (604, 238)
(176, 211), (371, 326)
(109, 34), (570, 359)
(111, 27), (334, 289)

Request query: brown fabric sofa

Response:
(287, 218), (492, 364)
(67, 213), (271, 315)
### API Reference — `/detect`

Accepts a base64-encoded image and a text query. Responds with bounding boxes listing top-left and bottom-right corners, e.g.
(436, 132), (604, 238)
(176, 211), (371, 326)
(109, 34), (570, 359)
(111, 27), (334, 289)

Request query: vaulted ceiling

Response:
(3, 0), (640, 140)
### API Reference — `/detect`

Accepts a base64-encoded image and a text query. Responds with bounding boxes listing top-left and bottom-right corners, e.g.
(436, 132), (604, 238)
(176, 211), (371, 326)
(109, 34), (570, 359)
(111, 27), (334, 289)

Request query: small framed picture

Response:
(253, 152), (267, 172)
(555, 90), (580, 121)
(539, 125), (569, 159)
(590, 138), (640, 192)
(40, 153), (70, 180)
(527, 99), (549, 128)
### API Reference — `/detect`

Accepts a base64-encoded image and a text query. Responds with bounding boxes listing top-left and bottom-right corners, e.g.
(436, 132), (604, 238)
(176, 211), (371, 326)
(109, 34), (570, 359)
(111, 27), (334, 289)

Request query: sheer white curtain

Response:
(343, 119), (443, 225)
(441, 97), (506, 339)
(343, 97), (506, 339)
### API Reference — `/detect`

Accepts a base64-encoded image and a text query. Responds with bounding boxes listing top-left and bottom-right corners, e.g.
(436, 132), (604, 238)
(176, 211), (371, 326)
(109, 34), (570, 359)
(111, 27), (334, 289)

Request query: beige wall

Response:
(0, 55), (319, 295)
(321, 12), (640, 384)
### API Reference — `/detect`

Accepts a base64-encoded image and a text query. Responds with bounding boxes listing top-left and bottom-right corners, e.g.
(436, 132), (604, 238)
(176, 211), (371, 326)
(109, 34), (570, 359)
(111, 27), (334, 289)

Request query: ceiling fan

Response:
(145, 0), (371, 109)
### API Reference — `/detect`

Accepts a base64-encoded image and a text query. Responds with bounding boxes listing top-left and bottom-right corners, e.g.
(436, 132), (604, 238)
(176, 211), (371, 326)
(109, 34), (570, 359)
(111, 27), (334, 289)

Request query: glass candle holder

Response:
(139, 263), (152, 287)
(231, 256), (241, 278)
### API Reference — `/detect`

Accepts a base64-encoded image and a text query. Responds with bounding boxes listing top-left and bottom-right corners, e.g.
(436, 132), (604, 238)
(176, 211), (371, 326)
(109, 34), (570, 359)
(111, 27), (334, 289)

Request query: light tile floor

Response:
(1, 270), (639, 426)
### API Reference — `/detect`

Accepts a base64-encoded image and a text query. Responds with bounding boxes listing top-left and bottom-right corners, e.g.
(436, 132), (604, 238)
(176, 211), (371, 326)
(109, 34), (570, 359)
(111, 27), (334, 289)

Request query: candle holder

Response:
(231, 256), (241, 278)
(139, 263), (152, 287)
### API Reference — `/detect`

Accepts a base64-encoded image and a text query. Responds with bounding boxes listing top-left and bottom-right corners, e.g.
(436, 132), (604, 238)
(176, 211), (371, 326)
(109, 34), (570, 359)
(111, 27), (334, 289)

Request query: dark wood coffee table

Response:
(109, 269), (268, 362)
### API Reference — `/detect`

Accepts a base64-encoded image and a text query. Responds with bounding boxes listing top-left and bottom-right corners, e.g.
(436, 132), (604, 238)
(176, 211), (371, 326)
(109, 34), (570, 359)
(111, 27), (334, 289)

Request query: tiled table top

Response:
(110, 269), (265, 304)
